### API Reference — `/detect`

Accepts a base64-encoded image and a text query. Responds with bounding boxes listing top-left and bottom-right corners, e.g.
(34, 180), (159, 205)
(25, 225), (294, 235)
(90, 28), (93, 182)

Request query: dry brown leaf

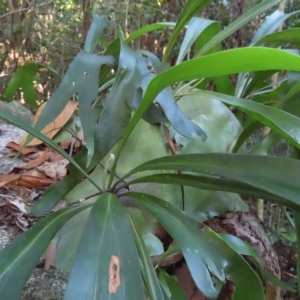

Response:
(20, 100), (78, 146)
(0, 170), (57, 188)
(9, 151), (48, 173)
(36, 159), (68, 179)
(5, 141), (40, 155)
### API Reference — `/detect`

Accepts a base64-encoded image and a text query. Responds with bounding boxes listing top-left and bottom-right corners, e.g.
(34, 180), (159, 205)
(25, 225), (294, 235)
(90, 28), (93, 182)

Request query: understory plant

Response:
(1, 0), (300, 299)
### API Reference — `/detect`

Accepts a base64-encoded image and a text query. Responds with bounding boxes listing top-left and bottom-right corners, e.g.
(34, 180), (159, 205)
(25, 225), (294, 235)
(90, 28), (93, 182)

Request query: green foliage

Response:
(1, 0), (300, 299)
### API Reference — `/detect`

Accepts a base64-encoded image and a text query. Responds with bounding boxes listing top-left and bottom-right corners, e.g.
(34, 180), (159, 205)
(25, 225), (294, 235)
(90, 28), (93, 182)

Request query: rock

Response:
(0, 226), (68, 300)
(0, 100), (34, 174)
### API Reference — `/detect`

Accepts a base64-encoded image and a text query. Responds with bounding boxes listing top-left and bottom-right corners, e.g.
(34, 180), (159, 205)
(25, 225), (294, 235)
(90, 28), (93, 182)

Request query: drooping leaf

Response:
(176, 17), (216, 65)
(251, 9), (300, 45)
(84, 15), (110, 52)
(33, 52), (117, 166)
(0, 201), (93, 300)
(162, 0), (212, 64)
(125, 154), (300, 211)
(64, 193), (145, 300)
(128, 192), (264, 300)
(120, 47), (300, 157)
(198, 90), (300, 150)
(195, 0), (281, 56)
(254, 28), (300, 46)
(128, 214), (164, 300)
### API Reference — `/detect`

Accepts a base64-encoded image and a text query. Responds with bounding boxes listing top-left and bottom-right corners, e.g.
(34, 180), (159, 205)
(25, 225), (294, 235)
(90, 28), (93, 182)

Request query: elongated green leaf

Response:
(162, 0), (212, 64)
(126, 22), (177, 44)
(0, 201), (93, 300)
(1, 63), (50, 108)
(176, 17), (216, 65)
(196, 0), (281, 56)
(84, 15), (110, 53)
(218, 234), (258, 257)
(254, 28), (300, 46)
(128, 192), (264, 300)
(120, 48), (300, 157)
(127, 193), (223, 299)
(124, 173), (298, 209)
(0, 109), (100, 190)
(232, 121), (264, 153)
(125, 154), (300, 211)
(65, 193), (145, 300)
(158, 270), (188, 300)
(199, 90), (300, 149)
(128, 214), (164, 300)
(136, 52), (207, 139)
(251, 9), (300, 45)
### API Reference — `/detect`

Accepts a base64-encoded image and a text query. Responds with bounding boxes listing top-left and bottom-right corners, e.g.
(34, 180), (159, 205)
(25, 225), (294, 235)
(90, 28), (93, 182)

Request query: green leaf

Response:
(33, 52), (117, 166)
(136, 52), (207, 139)
(64, 193), (145, 300)
(126, 22), (177, 44)
(0, 201), (93, 300)
(124, 173), (295, 209)
(127, 192), (223, 299)
(1, 63), (48, 108)
(162, 0), (212, 64)
(55, 208), (91, 272)
(128, 192), (264, 300)
(218, 234), (258, 256)
(125, 154), (300, 211)
(195, 0), (281, 56)
(84, 15), (110, 53)
(251, 9), (300, 45)
(128, 214), (164, 300)
(120, 48), (300, 157)
(198, 90), (300, 150)
(254, 28), (300, 46)
(176, 17), (216, 64)
(158, 269), (188, 300)
(232, 121), (264, 153)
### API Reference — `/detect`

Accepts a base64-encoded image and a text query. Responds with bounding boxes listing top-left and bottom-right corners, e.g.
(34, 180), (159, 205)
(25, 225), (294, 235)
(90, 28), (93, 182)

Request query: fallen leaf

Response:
(0, 170), (57, 188)
(36, 159), (68, 179)
(6, 141), (40, 155)
(20, 100), (78, 146)
(9, 151), (48, 172)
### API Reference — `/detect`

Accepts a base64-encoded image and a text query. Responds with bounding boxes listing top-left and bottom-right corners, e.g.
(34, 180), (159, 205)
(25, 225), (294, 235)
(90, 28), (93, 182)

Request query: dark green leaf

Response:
(162, 0), (212, 64)
(65, 193), (145, 300)
(128, 192), (264, 300)
(128, 214), (164, 300)
(158, 269), (188, 300)
(124, 173), (296, 209)
(126, 154), (300, 211)
(0, 201), (93, 300)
